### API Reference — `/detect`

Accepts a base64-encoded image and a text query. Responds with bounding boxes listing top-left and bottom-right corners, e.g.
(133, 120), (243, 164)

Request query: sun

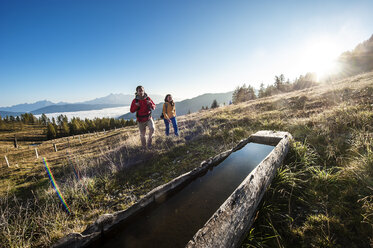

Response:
(299, 37), (342, 80)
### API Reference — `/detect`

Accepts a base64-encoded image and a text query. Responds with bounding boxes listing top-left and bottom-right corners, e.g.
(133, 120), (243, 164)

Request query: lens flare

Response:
(43, 157), (71, 214)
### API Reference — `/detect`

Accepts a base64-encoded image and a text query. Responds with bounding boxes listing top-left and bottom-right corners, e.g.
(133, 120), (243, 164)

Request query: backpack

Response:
(160, 102), (168, 119)
(135, 97), (152, 119)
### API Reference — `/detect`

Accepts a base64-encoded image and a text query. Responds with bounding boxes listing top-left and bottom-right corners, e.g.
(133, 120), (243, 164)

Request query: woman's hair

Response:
(135, 85), (144, 95)
(164, 94), (171, 102)
(164, 94), (174, 106)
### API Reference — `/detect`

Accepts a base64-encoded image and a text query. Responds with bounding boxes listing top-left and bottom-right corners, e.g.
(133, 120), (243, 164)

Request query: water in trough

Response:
(95, 143), (274, 248)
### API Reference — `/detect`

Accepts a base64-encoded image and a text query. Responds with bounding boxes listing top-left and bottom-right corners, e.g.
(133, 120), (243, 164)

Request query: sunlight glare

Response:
(299, 37), (343, 80)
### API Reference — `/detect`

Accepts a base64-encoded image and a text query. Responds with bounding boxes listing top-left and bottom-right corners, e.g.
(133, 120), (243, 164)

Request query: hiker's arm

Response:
(147, 97), (156, 110)
(163, 104), (170, 120)
(130, 99), (139, 113)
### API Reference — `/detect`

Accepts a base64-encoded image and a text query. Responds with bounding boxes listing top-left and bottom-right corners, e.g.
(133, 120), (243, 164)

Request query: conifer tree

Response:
(47, 123), (57, 139)
(40, 113), (49, 126)
(232, 84), (257, 104)
(61, 121), (70, 136)
(0, 115), (3, 130)
(211, 99), (219, 109)
(258, 83), (266, 98)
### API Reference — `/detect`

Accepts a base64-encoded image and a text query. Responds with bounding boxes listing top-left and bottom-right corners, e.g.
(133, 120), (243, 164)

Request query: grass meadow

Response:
(1, 72), (373, 247)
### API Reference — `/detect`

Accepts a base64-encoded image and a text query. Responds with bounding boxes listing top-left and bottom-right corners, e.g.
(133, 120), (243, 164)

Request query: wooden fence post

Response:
(4, 156), (10, 167)
(35, 148), (39, 159)
(14, 136), (18, 148)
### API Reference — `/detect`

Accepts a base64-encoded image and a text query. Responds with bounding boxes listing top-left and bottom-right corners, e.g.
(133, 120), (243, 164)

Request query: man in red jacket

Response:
(130, 85), (156, 148)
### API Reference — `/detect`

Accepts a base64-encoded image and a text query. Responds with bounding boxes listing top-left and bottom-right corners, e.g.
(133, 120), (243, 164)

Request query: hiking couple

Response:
(130, 86), (179, 149)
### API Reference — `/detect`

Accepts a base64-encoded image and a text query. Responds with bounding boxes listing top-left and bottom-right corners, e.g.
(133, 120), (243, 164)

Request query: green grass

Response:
(1, 72), (373, 247)
(241, 105), (373, 247)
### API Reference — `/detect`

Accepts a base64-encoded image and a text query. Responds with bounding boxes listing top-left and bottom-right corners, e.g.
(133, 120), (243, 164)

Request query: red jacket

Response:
(130, 94), (156, 122)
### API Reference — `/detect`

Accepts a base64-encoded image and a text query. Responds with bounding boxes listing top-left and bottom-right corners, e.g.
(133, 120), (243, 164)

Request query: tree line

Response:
(333, 34), (373, 80)
(1, 71), (319, 137)
(201, 72), (318, 109)
(232, 72), (318, 104)
(200, 99), (227, 111)
(0, 113), (136, 139)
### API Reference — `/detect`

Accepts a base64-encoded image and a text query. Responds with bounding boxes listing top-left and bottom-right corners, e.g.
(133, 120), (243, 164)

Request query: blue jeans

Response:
(164, 117), (179, 136)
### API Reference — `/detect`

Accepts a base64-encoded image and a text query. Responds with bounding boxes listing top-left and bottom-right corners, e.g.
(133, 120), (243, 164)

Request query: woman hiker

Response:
(162, 94), (179, 136)
(130, 85), (156, 149)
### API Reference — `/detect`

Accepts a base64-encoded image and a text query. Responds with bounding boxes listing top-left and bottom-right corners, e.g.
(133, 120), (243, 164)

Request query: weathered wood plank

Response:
(186, 131), (292, 248)
(52, 130), (292, 248)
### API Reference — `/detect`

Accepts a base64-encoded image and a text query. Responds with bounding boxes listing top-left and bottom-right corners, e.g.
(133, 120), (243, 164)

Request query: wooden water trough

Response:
(53, 130), (292, 248)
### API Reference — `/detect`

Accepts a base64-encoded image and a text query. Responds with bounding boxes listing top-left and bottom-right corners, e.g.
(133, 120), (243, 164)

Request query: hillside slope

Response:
(337, 34), (373, 78)
(119, 91), (233, 119)
(1, 72), (372, 247)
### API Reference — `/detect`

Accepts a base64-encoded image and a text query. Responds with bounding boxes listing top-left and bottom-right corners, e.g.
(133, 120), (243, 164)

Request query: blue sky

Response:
(1, 0), (372, 107)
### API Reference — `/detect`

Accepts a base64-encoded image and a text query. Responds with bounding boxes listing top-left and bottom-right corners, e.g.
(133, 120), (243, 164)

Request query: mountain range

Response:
(82, 93), (164, 106)
(118, 92), (233, 120)
(0, 92), (232, 119)
(0, 100), (64, 113)
(0, 93), (164, 116)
